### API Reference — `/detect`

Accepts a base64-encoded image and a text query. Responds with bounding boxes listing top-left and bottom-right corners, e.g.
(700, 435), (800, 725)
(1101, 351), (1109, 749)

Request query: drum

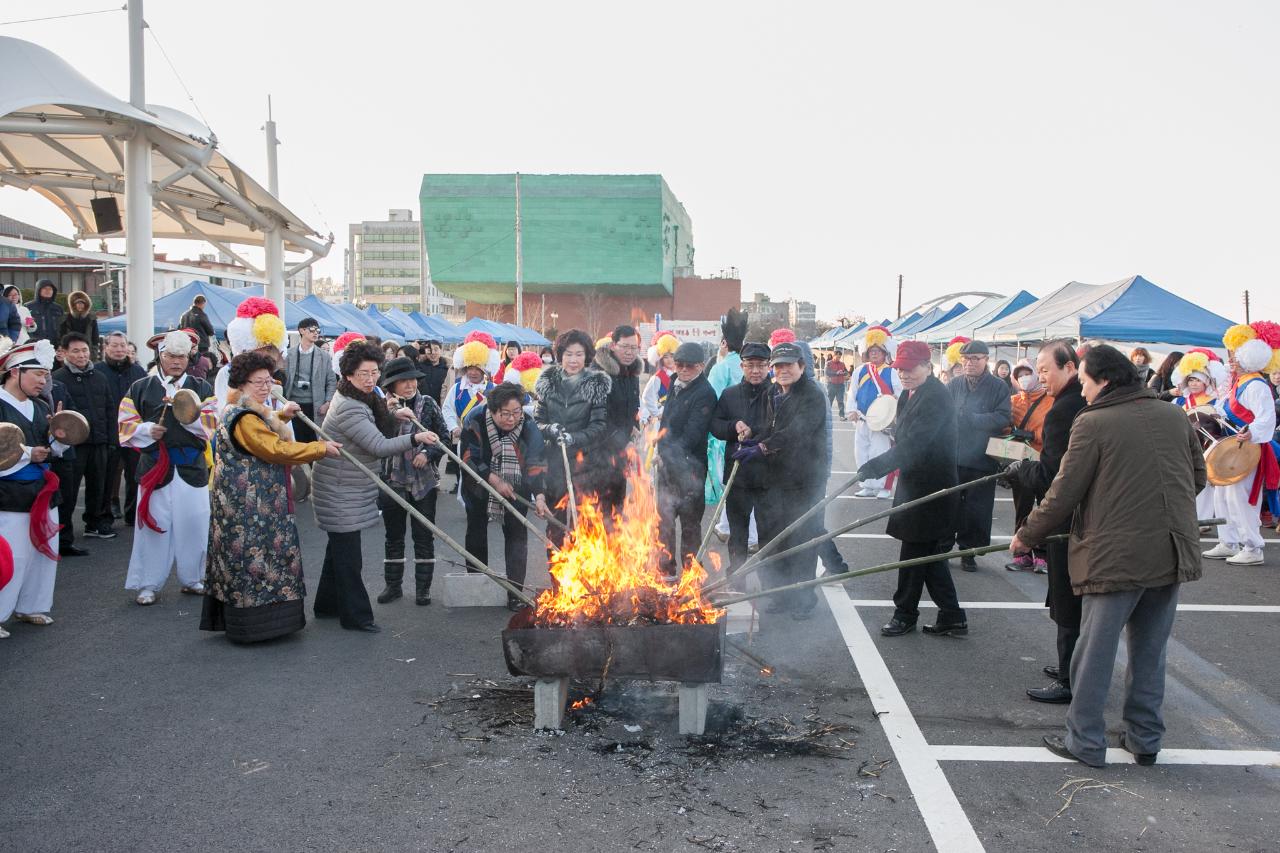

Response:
(170, 388), (203, 425)
(1205, 436), (1260, 486)
(865, 394), (897, 432)
(0, 422), (25, 470)
(48, 410), (90, 446)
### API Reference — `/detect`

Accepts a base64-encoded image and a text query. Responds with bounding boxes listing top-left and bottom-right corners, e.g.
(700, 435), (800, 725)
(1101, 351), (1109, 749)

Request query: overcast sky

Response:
(3, 0), (1277, 325)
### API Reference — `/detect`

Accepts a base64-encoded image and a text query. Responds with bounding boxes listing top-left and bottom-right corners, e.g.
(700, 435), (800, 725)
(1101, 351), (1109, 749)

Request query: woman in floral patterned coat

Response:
(200, 351), (341, 643)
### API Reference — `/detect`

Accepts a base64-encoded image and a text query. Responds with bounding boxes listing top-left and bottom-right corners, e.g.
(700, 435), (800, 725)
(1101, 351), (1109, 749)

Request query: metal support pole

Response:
(515, 172), (523, 326)
(264, 97), (285, 305)
(125, 0), (154, 349)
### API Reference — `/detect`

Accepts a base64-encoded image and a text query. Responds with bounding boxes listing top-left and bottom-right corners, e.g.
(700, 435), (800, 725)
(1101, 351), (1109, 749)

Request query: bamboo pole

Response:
(694, 459), (739, 568)
(713, 518), (1227, 608)
(399, 409), (558, 553)
(277, 392), (535, 605)
(704, 470), (1004, 595)
(512, 491), (569, 532)
(560, 440), (579, 531)
(741, 471), (1006, 577)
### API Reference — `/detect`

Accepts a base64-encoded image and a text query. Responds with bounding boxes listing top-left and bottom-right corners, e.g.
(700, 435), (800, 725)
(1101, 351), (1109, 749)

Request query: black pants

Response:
(955, 465), (997, 549)
(726, 486), (766, 572)
(1009, 481), (1046, 559)
(314, 530), (375, 629)
(893, 539), (966, 626)
(102, 446), (139, 525)
(1045, 537), (1081, 682)
(56, 444), (109, 544)
(827, 384), (845, 417)
(292, 402), (318, 443)
(597, 468), (627, 526)
(380, 487), (438, 589)
(757, 488), (822, 611)
(658, 480), (705, 574)
(463, 490), (530, 597)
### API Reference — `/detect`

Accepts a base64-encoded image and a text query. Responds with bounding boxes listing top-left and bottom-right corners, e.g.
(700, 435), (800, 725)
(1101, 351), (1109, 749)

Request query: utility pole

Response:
(1243, 289), (1251, 324)
(264, 96), (285, 304)
(896, 274), (903, 318)
(125, 0), (154, 350)
(514, 172), (523, 326)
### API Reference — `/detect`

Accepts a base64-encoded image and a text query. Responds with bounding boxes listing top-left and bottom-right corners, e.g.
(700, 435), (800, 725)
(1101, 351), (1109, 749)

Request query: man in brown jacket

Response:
(1011, 345), (1205, 768)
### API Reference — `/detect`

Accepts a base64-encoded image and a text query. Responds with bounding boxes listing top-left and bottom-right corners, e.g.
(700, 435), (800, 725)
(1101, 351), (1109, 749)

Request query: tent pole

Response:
(125, 0), (154, 348)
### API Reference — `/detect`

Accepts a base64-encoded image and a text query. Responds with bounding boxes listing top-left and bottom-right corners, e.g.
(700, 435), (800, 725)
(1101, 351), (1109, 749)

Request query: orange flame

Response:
(569, 697), (593, 710)
(533, 440), (725, 628)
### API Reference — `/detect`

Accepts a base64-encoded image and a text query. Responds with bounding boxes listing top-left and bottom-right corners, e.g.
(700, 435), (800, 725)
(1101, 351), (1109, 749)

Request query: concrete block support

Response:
(533, 677), (569, 730)
(441, 572), (508, 608)
(678, 682), (709, 735)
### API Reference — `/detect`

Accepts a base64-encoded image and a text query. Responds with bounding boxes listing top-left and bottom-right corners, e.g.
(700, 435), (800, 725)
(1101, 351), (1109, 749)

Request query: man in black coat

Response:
(949, 339), (1012, 571)
(657, 342), (717, 575)
(97, 330), (146, 525)
(179, 295), (216, 354)
(52, 333), (117, 550)
(1005, 340), (1088, 703)
(594, 324), (644, 521)
(753, 342), (831, 618)
(417, 339), (451, 405)
(858, 341), (968, 636)
(709, 342), (773, 573)
(25, 279), (64, 345)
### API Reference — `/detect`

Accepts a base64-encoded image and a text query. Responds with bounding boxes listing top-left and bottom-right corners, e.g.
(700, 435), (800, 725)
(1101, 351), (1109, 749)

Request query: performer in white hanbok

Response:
(1204, 322), (1280, 567)
(846, 326), (902, 498)
(1169, 349), (1229, 524)
(119, 330), (218, 604)
(0, 340), (70, 636)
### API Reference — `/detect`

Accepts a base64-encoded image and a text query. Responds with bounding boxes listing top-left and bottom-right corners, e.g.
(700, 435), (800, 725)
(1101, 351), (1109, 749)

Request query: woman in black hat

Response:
(377, 356), (450, 605)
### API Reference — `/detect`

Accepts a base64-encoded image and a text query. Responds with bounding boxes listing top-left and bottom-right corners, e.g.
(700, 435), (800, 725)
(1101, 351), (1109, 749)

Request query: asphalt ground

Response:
(2, 418), (1278, 852)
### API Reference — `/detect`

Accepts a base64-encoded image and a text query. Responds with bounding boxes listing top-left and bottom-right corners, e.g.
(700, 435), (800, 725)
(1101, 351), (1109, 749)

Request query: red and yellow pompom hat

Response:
(330, 331), (366, 375)
(944, 336), (971, 367)
(768, 328), (797, 348)
(863, 325), (897, 359)
(647, 330), (680, 368)
(1172, 348), (1228, 390)
(1223, 321), (1280, 375)
(453, 331), (501, 375)
(227, 296), (286, 357)
(502, 350), (545, 394)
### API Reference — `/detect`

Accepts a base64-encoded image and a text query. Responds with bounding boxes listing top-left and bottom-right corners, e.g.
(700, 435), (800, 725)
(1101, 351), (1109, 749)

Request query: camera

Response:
(296, 379), (310, 390)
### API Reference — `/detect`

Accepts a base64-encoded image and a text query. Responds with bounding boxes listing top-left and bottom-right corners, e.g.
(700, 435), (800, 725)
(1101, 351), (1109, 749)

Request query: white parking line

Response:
(823, 587), (986, 852)
(931, 745), (1280, 767)
(844, 599), (1280, 614)
(836, 533), (1277, 546)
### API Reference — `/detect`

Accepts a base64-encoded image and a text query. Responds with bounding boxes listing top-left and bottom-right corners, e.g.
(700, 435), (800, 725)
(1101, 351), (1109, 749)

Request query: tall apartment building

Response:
(788, 298), (817, 339)
(346, 209), (455, 314)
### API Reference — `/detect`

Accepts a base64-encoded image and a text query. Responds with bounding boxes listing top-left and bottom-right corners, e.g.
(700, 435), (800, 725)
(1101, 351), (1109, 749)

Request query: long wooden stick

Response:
(713, 518), (1227, 608)
(512, 492), (569, 532)
(694, 459), (739, 568)
(400, 410), (558, 553)
(703, 470), (1004, 595)
(741, 471), (1007, 577)
(560, 440), (579, 531)
(278, 393), (534, 605)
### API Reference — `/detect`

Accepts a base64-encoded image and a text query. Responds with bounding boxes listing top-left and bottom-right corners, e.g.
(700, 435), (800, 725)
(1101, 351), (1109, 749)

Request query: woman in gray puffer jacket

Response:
(311, 341), (437, 632)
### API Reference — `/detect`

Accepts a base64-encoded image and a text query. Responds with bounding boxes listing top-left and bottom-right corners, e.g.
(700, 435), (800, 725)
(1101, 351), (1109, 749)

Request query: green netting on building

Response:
(419, 174), (693, 304)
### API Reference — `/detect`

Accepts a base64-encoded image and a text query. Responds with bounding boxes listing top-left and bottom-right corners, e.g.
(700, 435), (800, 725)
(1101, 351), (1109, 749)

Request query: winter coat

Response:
(761, 373), (830, 497)
(0, 298), (19, 342)
(459, 404), (548, 501)
(58, 290), (99, 352)
(949, 371), (1012, 471)
(709, 376), (774, 489)
(657, 372), (717, 492)
(861, 375), (958, 543)
(284, 344), (337, 407)
(311, 391), (416, 533)
(97, 357), (147, 414)
(1018, 384), (1205, 595)
(533, 365), (611, 495)
(52, 364), (116, 445)
(1011, 376), (1087, 534)
(594, 345), (643, 460)
(1007, 387), (1050, 451)
(179, 304), (217, 352)
(418, 356), (452, 406)
(25, 283), (65, 344)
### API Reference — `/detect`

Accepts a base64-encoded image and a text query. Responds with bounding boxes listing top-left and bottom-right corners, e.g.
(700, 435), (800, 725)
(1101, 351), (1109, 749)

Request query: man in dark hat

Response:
(856, 340), (968, 636)
(948, 339), (1011, 571)
(709, 341), (773, 573)
(656, 341), (717, 575)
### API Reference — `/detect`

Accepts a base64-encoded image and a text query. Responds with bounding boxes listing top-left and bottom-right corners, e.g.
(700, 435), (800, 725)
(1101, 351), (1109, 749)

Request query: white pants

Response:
(853, 420), (891, 490)
(1212, 470), (1264, 550)
(716, 505), (757, 545)
(0, 508), (59, 620)
(125, 477), (210, 592)
(1195, 486), (1215, 527)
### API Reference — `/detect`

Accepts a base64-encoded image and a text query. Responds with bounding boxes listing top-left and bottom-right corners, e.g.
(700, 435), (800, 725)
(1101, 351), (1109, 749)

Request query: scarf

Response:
(484, 408), (523, 520)
(337, 379), (398, 437)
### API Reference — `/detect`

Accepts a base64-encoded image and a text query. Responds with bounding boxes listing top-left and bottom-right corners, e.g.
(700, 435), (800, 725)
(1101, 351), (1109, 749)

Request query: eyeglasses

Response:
(245, 377), (274, 388)
(962, 355), (987, 363)
(493, 406), (523, 419)
(352, 369), (381, 380)
(615, 344), (639, 352)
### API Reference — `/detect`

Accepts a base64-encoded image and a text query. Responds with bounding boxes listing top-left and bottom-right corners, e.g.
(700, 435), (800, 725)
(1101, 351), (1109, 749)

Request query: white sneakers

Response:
(1202, 543), (1239, 559)
(854, 487), (877, 498)
(0, 625), (9, 639)
(180, 582), (206, 595)
(877, 489), (892, 499)
(1226, 548), (1265, 566)
(135, 590), (157, 606)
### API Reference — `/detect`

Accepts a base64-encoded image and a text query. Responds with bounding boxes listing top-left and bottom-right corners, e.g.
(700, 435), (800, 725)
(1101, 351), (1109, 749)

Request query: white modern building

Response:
(346, 209), (456, 315)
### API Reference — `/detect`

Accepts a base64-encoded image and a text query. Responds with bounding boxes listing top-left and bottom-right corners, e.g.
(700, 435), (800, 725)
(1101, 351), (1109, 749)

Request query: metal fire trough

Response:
(502, 613), (726, 734)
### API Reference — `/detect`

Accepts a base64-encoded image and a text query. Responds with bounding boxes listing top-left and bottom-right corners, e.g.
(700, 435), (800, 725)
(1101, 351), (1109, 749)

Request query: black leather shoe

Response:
(1042, 735), (1105, 768)
(763, 598), (790, 615)
(1027, 680), (1072, 704)
(790, 603), (817, 621)
(351, 623), (381, 633)
(922, 621), (968, 636)
(376, 585), (402, 604)
(960, 556), (978, 572)
(1043, 665), (1061, 680)
(506, 598), (529, 612)
(1119, 732), (1157, 766)
(416, 591), (432, 606)
(59, 544), (89, 557)
(880, 618), (916, 637)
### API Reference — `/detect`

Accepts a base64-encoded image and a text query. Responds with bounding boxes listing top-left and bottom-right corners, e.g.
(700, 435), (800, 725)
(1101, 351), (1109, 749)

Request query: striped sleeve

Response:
(118, 395), (155, 448)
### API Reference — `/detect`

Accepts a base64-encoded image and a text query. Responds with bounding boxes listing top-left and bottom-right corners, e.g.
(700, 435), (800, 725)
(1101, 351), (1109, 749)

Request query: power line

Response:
(0, 5), (124, 27)
(146, 24), (214, 131)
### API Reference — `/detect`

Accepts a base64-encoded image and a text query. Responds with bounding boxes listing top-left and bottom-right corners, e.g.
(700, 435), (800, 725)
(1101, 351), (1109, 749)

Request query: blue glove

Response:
(732, 441), (764, 463)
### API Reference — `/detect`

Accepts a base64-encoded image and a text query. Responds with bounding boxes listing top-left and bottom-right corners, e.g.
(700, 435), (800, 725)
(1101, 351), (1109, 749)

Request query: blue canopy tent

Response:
(360, 305), (405, 339)
(292, 296), (355, 337)
(407, 311), (464, 344)
(456, 317), (514, 342)
(492, 322), (551, 347)
(324, 303), (385, 338)
(828, 322), (868, 348)
(895, 302), (968, 338)
(100, 280), (248, 336)
(886, 312), (921, 333)
(922, 291), (1037, 344)
(379, 308), (430, 341)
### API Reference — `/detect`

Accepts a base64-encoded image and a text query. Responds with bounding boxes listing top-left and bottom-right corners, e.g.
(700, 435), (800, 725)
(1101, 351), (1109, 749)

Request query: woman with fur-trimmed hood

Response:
(58, 289), (99, 354)
(201, 351), (340, 643)
(533, 329), (611, 546)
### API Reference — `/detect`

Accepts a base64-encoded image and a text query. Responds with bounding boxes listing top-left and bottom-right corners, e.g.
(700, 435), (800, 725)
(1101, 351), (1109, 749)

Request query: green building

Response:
(418, 174), (694, 304)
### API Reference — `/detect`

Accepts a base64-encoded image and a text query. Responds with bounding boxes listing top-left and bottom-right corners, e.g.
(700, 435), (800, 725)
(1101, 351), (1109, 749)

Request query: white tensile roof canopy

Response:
(0, 36), (330, 269)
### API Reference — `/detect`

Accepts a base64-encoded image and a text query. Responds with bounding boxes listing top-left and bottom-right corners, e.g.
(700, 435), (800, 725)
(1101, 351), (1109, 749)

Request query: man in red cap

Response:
(855, 340), (967, 636)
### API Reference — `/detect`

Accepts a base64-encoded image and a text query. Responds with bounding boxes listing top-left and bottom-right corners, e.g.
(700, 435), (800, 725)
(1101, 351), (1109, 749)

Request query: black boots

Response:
(380, 559), (434, 605)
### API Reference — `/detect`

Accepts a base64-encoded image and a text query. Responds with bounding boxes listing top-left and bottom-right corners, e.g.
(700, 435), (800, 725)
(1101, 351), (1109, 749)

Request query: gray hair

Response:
(103, 331), (130, 343)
